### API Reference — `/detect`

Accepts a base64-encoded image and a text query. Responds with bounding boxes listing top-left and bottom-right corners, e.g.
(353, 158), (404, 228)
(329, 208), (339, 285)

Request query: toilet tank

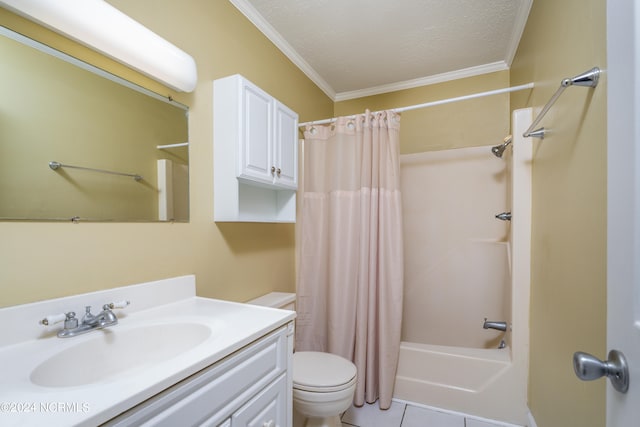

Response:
(246, 292), (296, 311)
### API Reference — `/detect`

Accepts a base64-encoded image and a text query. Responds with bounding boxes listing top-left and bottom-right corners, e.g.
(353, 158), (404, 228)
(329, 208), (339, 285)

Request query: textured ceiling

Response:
(230, 0), (532, 101)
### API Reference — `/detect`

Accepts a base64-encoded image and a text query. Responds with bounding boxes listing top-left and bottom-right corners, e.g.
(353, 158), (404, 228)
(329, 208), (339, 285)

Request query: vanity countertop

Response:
(0, 275), (295, 426)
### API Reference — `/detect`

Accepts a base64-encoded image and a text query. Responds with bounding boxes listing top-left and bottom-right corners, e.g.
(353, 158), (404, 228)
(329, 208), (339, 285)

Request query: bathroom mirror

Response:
(0, 26), (189, 222)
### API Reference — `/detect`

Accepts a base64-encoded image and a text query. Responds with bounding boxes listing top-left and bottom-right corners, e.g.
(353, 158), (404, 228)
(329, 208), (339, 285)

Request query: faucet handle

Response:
(40, 313), (66, 326)
(63, 311), (78, 329)
(108, 300), (130, 309)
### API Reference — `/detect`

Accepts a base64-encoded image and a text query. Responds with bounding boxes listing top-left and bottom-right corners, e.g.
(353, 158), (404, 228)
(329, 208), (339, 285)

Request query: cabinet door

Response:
(232, 374), (287, 427)
(273, 100), (298, 189)
(239, 82), (273, 185)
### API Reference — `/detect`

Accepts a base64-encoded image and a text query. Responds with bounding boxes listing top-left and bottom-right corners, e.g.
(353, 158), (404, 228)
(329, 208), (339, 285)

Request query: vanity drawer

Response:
(231, 373), (287, 426)
(105, 325), (288, 427)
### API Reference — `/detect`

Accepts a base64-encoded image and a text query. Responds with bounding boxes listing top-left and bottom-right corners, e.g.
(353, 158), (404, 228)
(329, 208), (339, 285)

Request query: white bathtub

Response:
(396, 342), (510, 393)
(393, 342), (526, 424)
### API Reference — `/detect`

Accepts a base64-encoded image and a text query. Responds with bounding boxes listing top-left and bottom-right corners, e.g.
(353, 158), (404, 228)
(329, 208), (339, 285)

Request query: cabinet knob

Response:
(276, 168), (281, 177)
(271, 166), (276, 175)
(263, 420), (275, 427)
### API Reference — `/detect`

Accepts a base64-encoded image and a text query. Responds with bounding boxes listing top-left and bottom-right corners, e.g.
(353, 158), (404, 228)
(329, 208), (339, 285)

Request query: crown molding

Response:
(228, 0), (336, 100)
(505, 0), (533, 66)
(334, 61), (510, 102)
(229, 0), (526, 103)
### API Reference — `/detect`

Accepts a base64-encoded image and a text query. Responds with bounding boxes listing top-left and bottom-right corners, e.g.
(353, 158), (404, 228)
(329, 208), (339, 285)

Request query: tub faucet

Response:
(495, 212), (512, 221)
(483, 318), (508, 332)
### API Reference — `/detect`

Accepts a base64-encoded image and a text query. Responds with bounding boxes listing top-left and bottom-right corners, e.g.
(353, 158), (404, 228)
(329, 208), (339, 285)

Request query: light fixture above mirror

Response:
(0, 0), (197, 92)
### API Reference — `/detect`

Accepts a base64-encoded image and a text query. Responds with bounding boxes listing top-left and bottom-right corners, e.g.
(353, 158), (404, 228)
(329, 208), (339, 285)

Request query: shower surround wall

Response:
(394, 109), (532, 425)
(401, 145), (510, 349)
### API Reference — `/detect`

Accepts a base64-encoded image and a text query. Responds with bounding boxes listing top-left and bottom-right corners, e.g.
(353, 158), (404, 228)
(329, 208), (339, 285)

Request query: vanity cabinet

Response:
(105, 323), (294, 427)
(214, 74), (298, 223)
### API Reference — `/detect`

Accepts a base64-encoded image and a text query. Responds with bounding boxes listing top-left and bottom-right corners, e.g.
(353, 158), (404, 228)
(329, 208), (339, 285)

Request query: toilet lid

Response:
(293, 351), (357, 392)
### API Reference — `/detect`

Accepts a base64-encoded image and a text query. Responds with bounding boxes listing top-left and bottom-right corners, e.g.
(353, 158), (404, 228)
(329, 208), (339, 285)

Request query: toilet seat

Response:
(293, 351), (357, 393)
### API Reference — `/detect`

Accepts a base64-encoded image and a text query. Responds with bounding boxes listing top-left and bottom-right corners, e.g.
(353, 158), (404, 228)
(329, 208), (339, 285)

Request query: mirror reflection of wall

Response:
(0, 27), (189, 222)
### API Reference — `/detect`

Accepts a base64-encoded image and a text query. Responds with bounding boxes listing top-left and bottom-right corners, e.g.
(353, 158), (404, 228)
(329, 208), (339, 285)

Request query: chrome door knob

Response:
(573, 350), (629, 393)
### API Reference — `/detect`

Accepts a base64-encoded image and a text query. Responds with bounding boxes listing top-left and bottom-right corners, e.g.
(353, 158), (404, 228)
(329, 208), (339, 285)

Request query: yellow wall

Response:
(0, 1), (333, 307)
(510, 0), (607, 425)
(334, 71), (512, 154)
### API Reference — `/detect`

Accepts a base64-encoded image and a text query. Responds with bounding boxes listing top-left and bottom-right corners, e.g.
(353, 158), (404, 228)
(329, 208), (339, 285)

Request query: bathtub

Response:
(394, 342), (525, 424)
(396, 342), (510, 394)
(394, 108), (533, 426)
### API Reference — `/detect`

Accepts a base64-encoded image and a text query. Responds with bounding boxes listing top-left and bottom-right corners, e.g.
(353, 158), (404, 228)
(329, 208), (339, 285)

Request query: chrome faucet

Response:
(41, 301), (129, 338)
(483, 318), (508, 332)
(81, 305), (118, 327)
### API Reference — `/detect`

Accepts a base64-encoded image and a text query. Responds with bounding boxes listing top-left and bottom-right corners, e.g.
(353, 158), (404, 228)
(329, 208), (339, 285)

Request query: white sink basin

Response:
(0, 277), (296, 427)
(30, 322), (212, 387)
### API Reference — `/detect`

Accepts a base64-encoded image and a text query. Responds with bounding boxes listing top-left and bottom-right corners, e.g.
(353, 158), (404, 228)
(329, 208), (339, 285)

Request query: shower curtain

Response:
(296, 110), (404, 409)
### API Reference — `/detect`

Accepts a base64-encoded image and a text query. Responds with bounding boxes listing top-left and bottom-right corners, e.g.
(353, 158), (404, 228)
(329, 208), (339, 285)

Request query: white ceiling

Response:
(229, 0), (533, 101)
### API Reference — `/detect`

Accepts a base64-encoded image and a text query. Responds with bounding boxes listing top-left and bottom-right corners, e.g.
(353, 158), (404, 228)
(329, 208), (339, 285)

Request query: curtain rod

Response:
(298, 82), (535, 127)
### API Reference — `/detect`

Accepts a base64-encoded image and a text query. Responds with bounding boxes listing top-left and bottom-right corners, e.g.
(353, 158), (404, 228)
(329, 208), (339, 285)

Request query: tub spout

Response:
(495, 212), (512, 221)
(483, 318), (508, 332)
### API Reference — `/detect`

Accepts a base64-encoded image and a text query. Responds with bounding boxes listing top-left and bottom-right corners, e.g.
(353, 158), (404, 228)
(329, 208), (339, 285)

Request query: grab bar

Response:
(523, 67), (601, 139)
(49, 161), (142, 181)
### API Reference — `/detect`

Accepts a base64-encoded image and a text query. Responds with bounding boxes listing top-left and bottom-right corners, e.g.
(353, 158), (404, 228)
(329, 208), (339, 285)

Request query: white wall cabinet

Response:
(214, 74), (298, 222)
(105, 323), (294, 427)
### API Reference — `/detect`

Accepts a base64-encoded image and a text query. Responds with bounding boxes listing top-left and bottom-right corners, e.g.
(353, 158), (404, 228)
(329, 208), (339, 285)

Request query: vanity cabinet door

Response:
(238, 81), (274, 186)
(232, 374), (287, 427)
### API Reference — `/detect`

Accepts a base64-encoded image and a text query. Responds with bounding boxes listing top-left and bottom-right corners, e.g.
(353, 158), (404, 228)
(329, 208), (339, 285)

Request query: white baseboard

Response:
(527, 409), (538, 427)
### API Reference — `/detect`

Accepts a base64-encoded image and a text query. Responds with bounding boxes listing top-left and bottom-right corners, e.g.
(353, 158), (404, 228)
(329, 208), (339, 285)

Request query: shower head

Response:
(491, 135), (513, 158)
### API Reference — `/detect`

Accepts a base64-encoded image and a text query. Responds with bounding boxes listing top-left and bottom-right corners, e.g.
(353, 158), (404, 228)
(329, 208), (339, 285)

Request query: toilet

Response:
(247, 293), (357, 427)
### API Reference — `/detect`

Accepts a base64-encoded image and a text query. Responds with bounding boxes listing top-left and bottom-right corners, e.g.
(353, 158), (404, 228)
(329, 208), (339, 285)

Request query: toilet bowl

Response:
(293, 351), (357, 427)
(247, 293), (357, 427)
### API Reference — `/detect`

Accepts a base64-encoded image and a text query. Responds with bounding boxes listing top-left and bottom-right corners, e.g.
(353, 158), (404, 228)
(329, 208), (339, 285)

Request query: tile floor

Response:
(340, 400), (523, 427)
